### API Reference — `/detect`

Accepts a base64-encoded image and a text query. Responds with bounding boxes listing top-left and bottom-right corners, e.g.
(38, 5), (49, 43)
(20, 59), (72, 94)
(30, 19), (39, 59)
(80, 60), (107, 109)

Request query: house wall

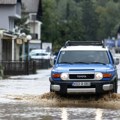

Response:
(0, 4), (21, 31)
(29, 22), (41, 40)
(29, 42), (41, 51)
(16, 3), (21, 16)
(0, 1), (21, 61)
(22, 0), (39, 13)
(9, 17), (14, 31)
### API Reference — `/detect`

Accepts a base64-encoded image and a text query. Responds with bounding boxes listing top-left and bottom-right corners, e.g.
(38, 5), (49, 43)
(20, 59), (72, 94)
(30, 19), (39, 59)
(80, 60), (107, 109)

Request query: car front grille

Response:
(69, 74), (94, 79)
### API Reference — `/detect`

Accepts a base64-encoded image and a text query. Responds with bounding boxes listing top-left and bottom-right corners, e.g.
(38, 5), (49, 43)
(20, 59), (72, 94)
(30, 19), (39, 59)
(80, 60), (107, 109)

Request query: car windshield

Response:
(58, 51), (110, 64)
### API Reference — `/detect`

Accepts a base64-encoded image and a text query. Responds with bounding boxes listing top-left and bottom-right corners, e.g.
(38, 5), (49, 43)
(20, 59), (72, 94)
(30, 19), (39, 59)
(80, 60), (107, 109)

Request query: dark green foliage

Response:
(81, 0), (98, 41)
(42, 0), (84, 51)
(16, 0), (120, 51)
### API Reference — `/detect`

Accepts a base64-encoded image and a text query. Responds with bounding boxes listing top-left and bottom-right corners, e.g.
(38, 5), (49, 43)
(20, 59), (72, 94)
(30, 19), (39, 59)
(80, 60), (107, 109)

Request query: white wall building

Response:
(22, 0), (42, 51)
(0, 0), (22, 61)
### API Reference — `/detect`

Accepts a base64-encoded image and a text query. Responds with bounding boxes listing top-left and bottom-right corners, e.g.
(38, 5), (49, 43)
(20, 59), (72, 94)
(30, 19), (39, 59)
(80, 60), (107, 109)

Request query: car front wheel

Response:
(112, 79), (118, 93)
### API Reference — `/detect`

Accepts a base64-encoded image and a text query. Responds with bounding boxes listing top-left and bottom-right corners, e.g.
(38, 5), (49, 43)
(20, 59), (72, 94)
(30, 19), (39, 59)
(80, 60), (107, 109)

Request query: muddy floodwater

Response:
(7, 92), (120, 109)
(0, 69), (120, 119)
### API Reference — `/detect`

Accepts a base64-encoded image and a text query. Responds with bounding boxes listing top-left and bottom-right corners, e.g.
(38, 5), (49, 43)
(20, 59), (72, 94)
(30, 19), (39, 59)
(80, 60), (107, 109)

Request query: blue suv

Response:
(49, 41), (119, 94)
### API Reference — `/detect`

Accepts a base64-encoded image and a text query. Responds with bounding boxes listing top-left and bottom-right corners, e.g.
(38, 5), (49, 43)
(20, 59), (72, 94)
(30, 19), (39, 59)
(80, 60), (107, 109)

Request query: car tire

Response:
(50, 84), (54, 92)
(112, 79), (118, 93)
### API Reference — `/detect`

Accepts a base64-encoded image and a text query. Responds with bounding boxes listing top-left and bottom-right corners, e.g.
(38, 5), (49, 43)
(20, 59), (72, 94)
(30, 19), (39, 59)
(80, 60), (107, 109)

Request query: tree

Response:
(81, 0), (99, 41)
(42, 0), (84, 51)
(96, 0), (120, 39)
(41, 0), (120, 51)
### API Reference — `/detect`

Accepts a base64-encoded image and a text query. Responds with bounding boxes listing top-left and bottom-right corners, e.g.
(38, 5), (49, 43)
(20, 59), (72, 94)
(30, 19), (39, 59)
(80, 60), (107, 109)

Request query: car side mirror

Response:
(114, 58), (119, 65)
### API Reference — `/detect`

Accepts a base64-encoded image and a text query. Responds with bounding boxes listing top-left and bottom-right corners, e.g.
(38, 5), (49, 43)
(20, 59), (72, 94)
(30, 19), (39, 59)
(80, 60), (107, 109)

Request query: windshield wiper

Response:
(90, 62), (106, 65)
(59, 62), (73, 64)
(73, 62), (89, 64)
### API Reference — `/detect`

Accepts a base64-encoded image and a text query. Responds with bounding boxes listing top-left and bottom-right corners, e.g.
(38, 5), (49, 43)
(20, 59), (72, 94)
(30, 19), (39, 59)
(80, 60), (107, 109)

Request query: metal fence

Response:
(0, 59), (51, 76)
(0, 60), (36, 75)
(33, 59), (51, 69)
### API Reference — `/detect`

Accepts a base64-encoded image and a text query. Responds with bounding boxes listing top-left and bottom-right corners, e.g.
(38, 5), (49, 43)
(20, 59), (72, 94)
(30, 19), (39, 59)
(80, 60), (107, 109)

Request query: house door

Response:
(2, 39), (12, 61)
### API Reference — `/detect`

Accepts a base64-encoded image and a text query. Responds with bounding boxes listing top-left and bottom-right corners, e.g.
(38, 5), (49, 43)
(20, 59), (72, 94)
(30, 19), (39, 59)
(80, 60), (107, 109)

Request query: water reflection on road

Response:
(95, 109), (103, 120)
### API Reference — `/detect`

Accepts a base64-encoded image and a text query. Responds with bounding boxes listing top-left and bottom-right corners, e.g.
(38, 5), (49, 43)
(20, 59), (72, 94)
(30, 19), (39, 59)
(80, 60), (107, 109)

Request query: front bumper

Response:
(50, 78), (115, 94)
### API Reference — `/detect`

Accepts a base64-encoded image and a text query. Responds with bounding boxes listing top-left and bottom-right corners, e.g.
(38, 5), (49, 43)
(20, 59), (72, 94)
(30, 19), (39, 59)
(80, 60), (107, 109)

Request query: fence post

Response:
(25, 60), (29, 75)
(33, 61), (37, 74)
(0, 64), (4, 79)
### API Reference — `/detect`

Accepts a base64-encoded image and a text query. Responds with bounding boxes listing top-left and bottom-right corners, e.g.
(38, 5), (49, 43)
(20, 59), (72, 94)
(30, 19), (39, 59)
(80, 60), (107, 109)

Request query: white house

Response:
(0, 0), (22, 61)
(22, 0), (42, 51)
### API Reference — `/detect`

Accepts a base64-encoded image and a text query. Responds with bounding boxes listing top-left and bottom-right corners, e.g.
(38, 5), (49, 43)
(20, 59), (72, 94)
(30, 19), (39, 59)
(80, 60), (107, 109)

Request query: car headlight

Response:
(60, 73), (69, 80)
(95, 72), (103, 80)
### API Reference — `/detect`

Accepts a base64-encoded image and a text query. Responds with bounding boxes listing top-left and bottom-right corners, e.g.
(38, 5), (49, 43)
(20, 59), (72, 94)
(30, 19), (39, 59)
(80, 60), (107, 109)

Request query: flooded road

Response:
(0, 68), (120, 119)
(0, 104), (120, 120)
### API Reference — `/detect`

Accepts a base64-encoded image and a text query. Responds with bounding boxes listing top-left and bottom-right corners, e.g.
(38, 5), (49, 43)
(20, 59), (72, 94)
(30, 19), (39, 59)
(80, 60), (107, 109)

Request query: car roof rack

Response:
(64, 40), (105, 48)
